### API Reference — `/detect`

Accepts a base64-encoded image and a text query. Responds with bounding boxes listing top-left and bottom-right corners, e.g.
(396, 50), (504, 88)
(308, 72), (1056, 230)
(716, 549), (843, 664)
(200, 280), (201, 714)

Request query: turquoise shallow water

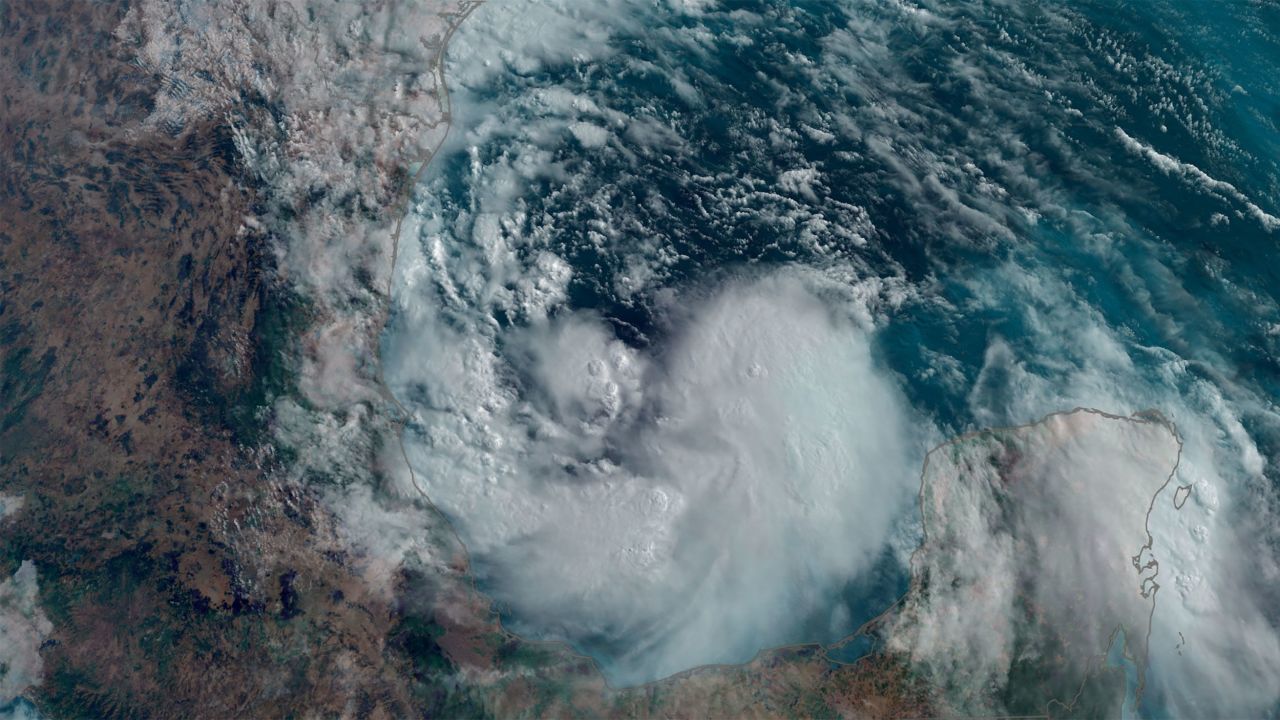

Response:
(387, 0), (1280, 711)
(1107, 628), (1142, 720)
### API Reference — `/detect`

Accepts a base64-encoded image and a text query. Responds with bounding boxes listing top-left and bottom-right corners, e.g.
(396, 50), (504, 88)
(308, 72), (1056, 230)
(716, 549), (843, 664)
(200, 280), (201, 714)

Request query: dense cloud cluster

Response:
(388, 266), (928, 683)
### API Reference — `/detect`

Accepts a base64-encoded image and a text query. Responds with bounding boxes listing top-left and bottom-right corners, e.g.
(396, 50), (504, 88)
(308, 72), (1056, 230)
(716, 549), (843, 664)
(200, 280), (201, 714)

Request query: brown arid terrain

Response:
(0, 1), (444, 716)
(0, 2), (940, 718)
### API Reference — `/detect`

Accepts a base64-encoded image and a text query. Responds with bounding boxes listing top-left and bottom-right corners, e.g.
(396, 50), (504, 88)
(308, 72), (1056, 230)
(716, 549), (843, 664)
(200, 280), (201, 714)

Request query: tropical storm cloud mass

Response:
(387, 265), (928, 683)
(382, 0), (1280, 715)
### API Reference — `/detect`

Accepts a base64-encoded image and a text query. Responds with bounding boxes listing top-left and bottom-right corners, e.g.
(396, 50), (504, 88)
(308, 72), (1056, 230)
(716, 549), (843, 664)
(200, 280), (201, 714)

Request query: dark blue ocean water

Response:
(394, 0), (1280, 712)
(434, 0), (1280, 430)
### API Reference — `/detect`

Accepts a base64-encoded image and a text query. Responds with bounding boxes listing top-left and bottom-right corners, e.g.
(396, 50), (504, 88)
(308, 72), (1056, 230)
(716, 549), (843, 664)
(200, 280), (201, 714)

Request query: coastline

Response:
(364, 5), (1185, 714)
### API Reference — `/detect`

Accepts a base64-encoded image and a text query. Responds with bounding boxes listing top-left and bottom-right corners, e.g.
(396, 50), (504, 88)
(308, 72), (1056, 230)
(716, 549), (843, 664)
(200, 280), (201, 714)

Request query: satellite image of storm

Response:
(2, 0), (1280, 718)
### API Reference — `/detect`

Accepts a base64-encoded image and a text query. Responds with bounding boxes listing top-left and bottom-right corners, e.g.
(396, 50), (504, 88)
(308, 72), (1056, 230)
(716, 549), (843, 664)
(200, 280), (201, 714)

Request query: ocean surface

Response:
(384, 0), (1280, 714)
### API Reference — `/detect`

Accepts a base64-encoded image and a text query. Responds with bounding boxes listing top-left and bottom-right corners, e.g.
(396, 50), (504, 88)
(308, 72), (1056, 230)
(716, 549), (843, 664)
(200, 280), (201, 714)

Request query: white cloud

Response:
(0, 562), (52, 707)
(445, 0), (627, 89)
(1115, 128), (1280, 232)
(0, 495), (23, 523)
